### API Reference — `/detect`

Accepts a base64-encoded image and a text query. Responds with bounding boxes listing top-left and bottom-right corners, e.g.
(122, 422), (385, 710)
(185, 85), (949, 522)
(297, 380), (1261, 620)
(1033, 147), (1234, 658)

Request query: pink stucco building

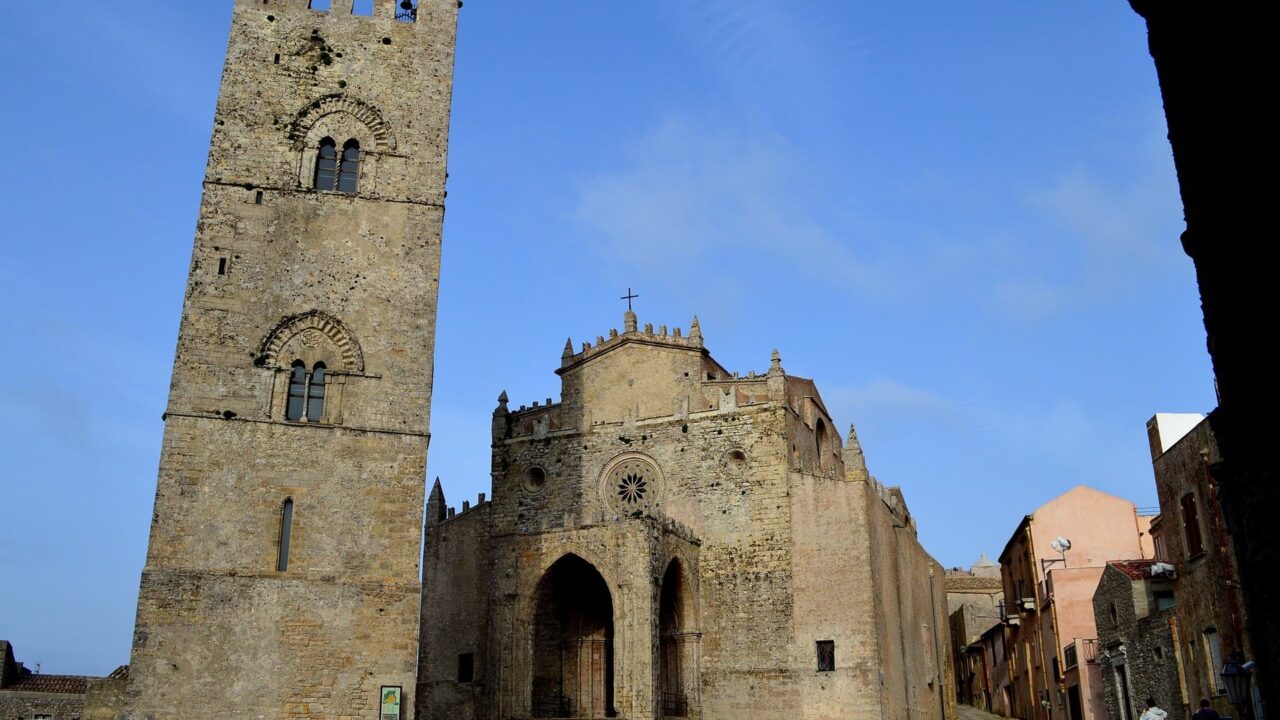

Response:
(997, 486), (1154, 720)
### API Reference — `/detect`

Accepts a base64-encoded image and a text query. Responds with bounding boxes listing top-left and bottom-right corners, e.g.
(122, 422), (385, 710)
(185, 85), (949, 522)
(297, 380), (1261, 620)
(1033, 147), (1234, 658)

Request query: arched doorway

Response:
(532, 555), (616, 718)
(659, 559), (693, 717)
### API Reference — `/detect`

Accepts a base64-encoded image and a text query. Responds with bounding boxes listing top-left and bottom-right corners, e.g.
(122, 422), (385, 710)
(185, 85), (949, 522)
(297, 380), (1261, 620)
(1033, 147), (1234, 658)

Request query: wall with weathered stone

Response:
(123, 0), (457, 717)
(418, 321), (954, 720)
(417, 503), (491, 720)
(0, 690), (85, 720)
(1094, 565), (1182, 720)
(1148, 417), (1248, 719)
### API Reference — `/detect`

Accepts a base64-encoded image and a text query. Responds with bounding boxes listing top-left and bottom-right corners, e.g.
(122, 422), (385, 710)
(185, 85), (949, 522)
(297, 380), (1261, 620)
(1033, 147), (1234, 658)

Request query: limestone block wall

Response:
(418, 505), (492, 720)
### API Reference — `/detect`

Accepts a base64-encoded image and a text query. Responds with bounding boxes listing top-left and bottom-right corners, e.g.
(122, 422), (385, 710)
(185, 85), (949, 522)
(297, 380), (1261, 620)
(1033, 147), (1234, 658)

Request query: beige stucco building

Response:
(418, 311), (955, 720)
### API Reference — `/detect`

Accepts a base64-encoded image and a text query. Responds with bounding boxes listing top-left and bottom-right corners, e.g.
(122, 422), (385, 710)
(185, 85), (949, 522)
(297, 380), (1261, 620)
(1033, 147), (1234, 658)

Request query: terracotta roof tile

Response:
(1109, 559), (1159, 580)
(6, 673), (91, 694)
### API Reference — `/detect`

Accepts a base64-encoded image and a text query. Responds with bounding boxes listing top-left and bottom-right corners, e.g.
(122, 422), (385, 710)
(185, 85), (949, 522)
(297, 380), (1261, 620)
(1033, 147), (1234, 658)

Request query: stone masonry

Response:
(418, 312), (956, 720)
(119, 1), (457, 717)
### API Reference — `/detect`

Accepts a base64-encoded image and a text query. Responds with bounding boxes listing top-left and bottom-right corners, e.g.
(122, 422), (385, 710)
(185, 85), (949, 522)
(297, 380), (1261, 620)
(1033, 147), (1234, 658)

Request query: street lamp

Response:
(1220, 660), (1254, 718)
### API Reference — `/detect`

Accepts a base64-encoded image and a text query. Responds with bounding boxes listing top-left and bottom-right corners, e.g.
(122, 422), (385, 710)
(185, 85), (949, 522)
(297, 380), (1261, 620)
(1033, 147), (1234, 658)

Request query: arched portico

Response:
(531, 554), (617, 718)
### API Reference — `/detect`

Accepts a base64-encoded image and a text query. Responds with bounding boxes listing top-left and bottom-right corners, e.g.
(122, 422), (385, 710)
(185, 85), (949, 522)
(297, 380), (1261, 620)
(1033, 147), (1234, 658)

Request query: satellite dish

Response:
(1057, 537), (1072, 551)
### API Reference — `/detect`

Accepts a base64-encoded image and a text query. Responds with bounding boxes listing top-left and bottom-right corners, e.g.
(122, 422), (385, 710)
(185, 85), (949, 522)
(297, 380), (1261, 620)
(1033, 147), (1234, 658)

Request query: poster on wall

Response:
(380, 686), (402, 720)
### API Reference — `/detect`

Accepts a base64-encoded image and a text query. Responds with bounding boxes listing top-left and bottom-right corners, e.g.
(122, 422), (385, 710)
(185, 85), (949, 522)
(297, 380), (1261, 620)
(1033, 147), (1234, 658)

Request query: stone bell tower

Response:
(122, 1), (456, 717)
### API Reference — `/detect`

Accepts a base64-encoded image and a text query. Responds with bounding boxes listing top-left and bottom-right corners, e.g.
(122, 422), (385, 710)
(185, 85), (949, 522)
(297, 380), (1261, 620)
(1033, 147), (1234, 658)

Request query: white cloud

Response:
(572, 118), (895, 298)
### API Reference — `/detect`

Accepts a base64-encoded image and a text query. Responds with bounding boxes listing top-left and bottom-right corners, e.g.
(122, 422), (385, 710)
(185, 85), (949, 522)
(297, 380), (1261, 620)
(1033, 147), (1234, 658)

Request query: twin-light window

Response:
(314, 137), (360, 193)
(286, 361), (326, 422)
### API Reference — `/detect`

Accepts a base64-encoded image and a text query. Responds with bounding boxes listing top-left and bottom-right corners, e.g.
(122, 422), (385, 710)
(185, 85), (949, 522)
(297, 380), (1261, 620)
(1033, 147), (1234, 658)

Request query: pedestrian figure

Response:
(1192, 699), (1222, 720)
(1140, 698), (1169, 720)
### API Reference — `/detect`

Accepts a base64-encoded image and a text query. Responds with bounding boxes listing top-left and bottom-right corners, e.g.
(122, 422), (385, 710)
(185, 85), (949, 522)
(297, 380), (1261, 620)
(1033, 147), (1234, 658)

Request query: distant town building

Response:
(0, 640), (126, 720)
(947, 557), (1005, 711)
(997, 486), (1154, 720)
(1092, 560), (1180, 720)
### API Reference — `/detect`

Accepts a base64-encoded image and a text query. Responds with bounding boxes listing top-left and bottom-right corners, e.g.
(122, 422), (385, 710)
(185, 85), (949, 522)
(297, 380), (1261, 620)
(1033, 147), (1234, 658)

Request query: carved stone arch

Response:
(288, 94), (396, 151)
(259, 310), (364, 373)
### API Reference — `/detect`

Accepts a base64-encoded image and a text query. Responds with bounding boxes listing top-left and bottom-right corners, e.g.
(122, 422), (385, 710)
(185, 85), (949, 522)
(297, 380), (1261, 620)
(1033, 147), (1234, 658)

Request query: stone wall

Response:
(123, 0), (457, 717)
(0, 690), (85, 720)
(1149, 417), (1248, 718)
(1093, 564), (1182, 720)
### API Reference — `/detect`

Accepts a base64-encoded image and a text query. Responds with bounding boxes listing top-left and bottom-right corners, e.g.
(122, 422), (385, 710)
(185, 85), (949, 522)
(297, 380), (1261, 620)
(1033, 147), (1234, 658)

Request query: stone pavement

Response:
(957, 704), (1012, 720)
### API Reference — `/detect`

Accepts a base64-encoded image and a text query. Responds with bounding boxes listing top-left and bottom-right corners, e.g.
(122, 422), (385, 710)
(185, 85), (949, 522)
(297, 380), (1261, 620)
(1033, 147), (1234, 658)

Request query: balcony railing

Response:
(1082, 638), (1098, 664)
(1063, 638), (1100, 672)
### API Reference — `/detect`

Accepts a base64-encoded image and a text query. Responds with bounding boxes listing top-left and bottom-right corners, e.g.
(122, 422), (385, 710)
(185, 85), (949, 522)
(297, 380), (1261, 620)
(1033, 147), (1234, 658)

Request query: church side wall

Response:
(418, 505), (492, 720)
(788, 472), (883, 720)
(866, 483), (955, 720)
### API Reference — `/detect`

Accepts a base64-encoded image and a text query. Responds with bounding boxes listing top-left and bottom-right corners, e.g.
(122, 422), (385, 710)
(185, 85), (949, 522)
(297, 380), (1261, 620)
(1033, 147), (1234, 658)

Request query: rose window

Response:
(603, 455), (660, 512)
(618, 472), (648, 504)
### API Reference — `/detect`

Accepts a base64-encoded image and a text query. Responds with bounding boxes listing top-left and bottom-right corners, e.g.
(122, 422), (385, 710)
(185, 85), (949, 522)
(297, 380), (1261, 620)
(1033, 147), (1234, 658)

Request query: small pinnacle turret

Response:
(769, 349), (784, 375)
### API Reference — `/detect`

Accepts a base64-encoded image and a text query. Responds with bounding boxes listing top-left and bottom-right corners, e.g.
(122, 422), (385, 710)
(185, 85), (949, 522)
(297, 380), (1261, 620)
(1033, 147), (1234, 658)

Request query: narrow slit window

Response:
(338, 139), (360, 193)
(286, 361), (308, 421)
(277, 499), (294, 571)
(314, 137), (338, 191)
(306, 363), (326, 422)
(217, 258), (227, 275)
(255, 190), (264, 205)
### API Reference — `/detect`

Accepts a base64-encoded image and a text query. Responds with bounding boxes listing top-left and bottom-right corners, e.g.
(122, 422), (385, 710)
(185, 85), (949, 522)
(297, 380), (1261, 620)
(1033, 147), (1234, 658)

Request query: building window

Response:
(286, 361), (326, 422)
(816, 640), (835, 672)
(1154, 590), (1175, 612)
(314, 137), (360, 193)
(339, 140), (360, 193)
(457, 652), (475, 683)
(1204, 629), (1223, 694)
(1181, 492), (1205, 557)
(814, 418), (828, 471)
(314, 137), (338, 190)
(277, 498), (294, 571)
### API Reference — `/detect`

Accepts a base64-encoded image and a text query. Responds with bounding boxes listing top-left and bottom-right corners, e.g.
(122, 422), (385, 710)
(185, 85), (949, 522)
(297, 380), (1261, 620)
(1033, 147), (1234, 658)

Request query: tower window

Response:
(816, 640), (835, 672)
(286, 360), (327, 423)
(396, 0), (418, 22)
(338, 140), (360, 193)
(314, 137), (338, 191)
(277, 498), (294, 572)
(457, 652), (475, 683)
(314, 137), (361, 194)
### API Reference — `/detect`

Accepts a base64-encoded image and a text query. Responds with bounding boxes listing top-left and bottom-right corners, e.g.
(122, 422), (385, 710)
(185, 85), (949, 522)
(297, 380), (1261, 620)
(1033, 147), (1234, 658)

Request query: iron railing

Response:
(662, 691), (689, 717)
(395, 1), (416, 22)
(1063, 638), (1100, 672)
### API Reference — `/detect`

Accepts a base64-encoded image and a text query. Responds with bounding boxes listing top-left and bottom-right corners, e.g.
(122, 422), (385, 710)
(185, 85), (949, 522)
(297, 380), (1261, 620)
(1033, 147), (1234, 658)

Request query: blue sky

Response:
(0, 2), (1212, 675)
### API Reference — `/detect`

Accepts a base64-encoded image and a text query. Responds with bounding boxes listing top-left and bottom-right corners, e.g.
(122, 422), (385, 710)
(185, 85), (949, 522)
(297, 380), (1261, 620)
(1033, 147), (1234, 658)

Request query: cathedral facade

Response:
(417, 311), (953, 720)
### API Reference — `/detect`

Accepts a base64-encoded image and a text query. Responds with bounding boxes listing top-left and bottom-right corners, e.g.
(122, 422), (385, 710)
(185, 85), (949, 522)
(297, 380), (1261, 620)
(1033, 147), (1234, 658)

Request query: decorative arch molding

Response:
(259, 310), (365, 373)
(288, 94), (396, 151)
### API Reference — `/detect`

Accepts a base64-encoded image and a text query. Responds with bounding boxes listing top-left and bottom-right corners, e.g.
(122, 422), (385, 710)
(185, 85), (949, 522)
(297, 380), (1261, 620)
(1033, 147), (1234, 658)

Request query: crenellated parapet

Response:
(558, 310), (705, 371)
